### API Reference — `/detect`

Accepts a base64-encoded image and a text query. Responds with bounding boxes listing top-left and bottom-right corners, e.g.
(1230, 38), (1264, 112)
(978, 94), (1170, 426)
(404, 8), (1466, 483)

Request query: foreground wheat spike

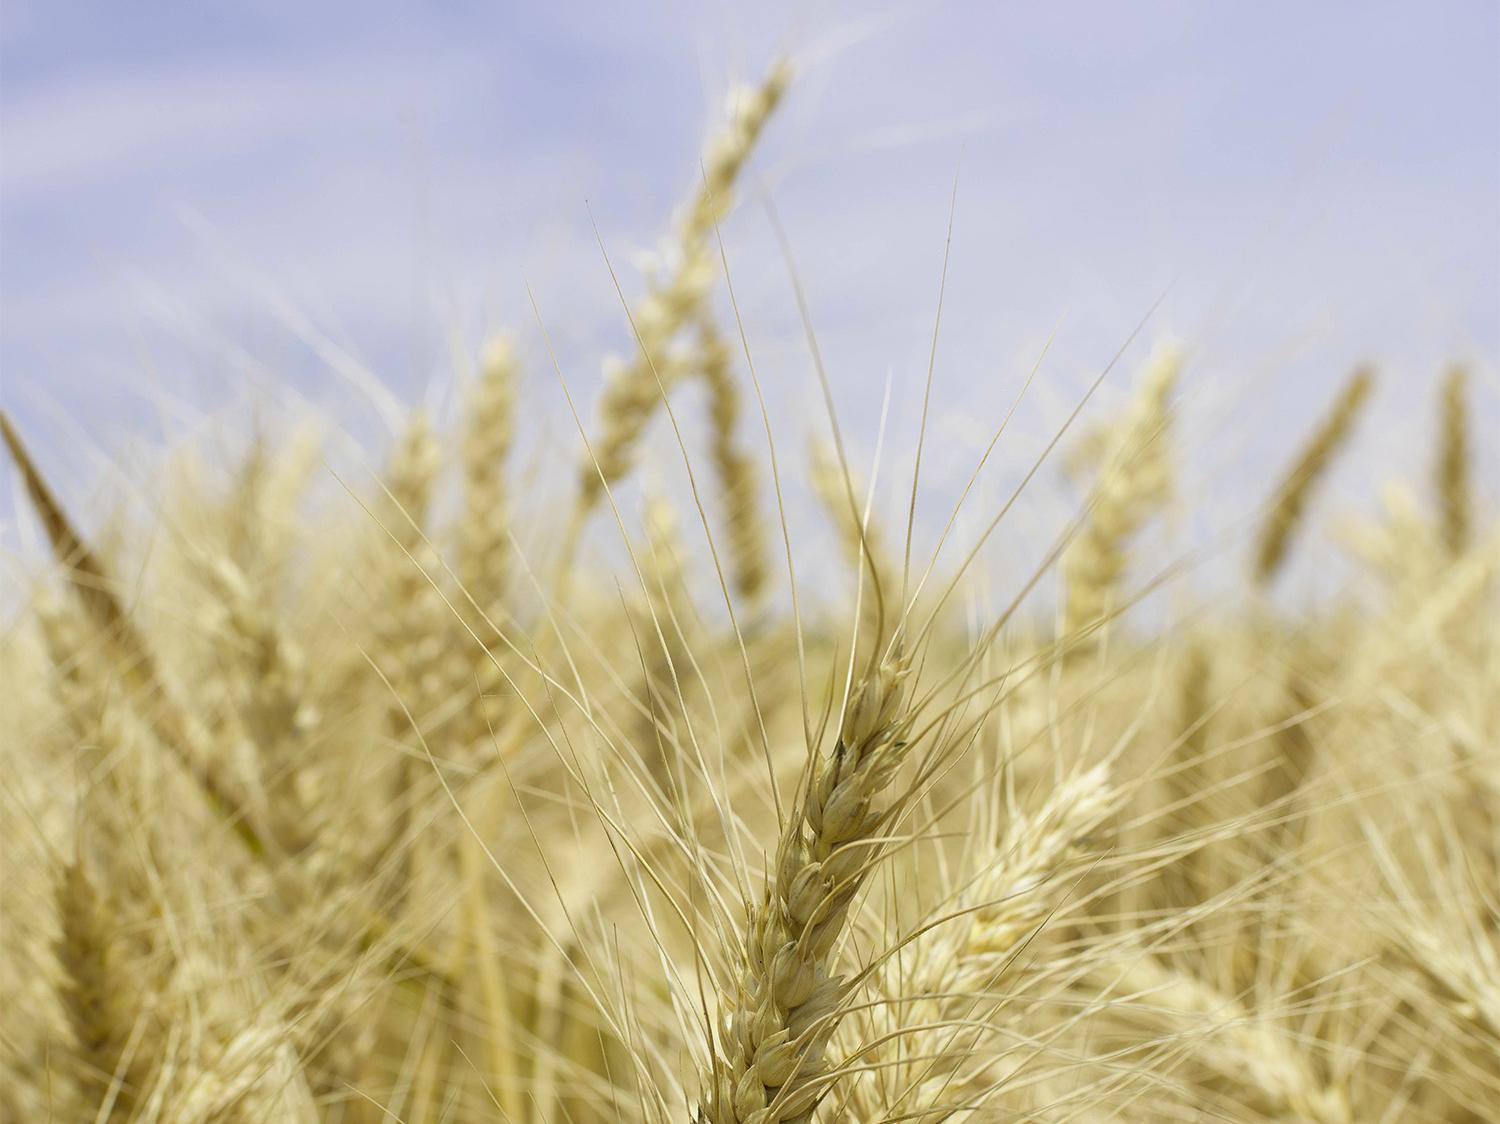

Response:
(1253, 366), (1374, 585)
(1435, 364), (1472, 558)
(698, 654), (914, 1123)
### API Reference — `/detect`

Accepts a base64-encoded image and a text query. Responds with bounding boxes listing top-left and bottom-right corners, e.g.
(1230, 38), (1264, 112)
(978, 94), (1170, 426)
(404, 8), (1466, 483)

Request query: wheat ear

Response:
(1061, 344), (1180, 653)
(1253, 367), (1373, 585)
(55, 857), (149, 1120)
(963, 763), (1119, 958)
(373, 409), (446, 893)
(457, 335), (518, 631)
(846, 765), (1119, 1123)
(1435, 364), (1472, 558)
(699, 310), (769, 606)
(575, 62), (788, 519)
(1, 409), (269, 854)
(698, 653), (914, 1123)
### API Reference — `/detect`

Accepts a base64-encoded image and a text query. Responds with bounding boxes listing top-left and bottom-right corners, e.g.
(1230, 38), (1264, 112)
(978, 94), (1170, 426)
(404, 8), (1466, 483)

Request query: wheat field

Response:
(2, 61), (1496, 1124)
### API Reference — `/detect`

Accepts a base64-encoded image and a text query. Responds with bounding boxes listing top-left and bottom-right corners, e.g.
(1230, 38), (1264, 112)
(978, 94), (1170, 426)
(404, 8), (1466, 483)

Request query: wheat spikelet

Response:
(575, 62), (787, 519)
(55, 857), (150, 1120)
(845, 764), (1120, 1122)
(699, 310), (769, 607)
(697, 654), (915, 1123)
(1, 409), (271, 855)
(1061, 343), (1180, 653)
(1253, 367), (1374, 585)
(457, 335), (519, 631)
(1435, 364), (1472, 558)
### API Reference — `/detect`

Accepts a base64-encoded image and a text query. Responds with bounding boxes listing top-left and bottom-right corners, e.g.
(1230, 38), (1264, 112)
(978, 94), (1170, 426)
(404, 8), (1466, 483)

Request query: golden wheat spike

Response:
(54, 857), (146, 1122)
(1253, 367), (1374, 586)
(1061, 343), (1180, 654)
(2, 409), (271, 855)
(698, 311), (768, 607)
(1436, 364), (1472, 558)
(575, 61), (788, 519)
(2, 410), (127, 640)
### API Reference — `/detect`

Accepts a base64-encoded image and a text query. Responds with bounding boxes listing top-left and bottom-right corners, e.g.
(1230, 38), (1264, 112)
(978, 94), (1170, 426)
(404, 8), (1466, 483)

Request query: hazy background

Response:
(2, 1), (1496, 598)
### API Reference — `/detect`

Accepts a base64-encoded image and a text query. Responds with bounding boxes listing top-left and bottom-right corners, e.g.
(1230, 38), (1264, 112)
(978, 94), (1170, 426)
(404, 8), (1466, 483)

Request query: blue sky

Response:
(1, 1), (1496, 589)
